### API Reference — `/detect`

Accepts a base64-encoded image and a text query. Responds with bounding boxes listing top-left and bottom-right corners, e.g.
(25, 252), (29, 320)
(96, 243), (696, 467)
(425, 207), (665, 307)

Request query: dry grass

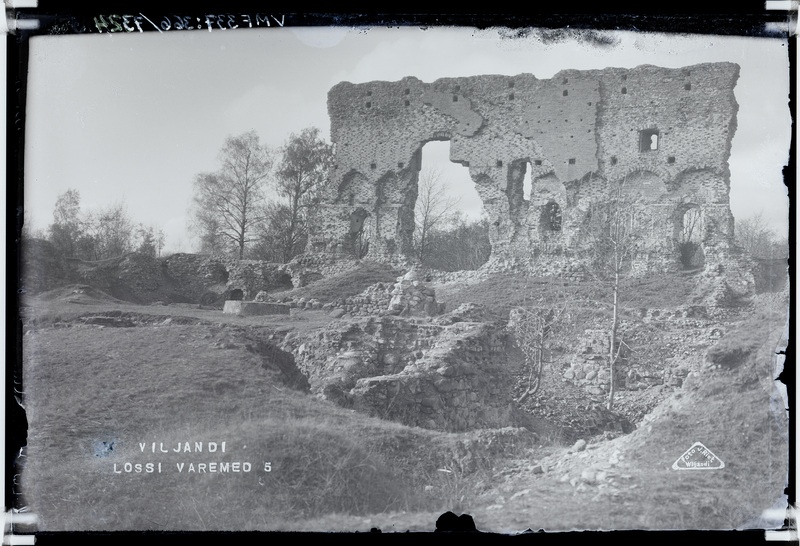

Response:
(17, 273), (789, 533)
(20, 319), (505, 531)
(440, 270), (703, 320)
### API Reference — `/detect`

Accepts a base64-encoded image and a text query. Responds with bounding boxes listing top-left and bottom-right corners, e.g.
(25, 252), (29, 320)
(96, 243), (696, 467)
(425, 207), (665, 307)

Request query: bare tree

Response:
(736, 211), (788, 260)
(413, 168), (459, 263)
(677, 205), (704, 268)
(191, 130), (273, 259)
(507, 277), (576, 403)
(507, 307), (559, 402)
(80, 202), (136, 260)
(582, 177), (647, 410)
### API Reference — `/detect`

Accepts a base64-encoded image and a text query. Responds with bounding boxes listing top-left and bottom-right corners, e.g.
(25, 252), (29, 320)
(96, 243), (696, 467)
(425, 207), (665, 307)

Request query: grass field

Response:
(17, 280), (790, 533)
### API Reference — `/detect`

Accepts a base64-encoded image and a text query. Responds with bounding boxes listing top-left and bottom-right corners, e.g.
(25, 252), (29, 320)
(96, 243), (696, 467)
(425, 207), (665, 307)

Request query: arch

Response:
(410, 140), (488, 267)
(335, 170), (369, 205)
(674, 203), (705, 269)
(616, 170), (665, 203)
(228, 288), (244, 301)
(668, 168), (728, 204)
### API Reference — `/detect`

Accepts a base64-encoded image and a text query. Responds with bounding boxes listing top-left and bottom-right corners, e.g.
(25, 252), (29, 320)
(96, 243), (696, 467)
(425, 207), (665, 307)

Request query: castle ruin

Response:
(308, 63), (743, 278)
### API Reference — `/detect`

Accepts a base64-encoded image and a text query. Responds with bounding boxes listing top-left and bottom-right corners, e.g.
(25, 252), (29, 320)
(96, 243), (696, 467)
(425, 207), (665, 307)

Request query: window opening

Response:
(639, 129), (660, 152)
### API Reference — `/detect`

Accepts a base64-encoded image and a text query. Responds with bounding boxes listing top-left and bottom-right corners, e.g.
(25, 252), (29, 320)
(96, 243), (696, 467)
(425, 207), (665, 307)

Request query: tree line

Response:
(33, 123), (786, 270)
(191, 127), (493, 267)
(190, 127), (333, 262)
(412, 168), (491, 271)
(35, 188), (165, 261)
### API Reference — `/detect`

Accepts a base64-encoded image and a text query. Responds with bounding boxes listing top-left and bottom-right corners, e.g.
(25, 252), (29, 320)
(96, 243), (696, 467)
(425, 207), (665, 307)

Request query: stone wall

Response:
(25, 247), (316, 304)
(282, 307), (524, 432)
(562, 308), (723, 397)
(311, 63), (743, 281)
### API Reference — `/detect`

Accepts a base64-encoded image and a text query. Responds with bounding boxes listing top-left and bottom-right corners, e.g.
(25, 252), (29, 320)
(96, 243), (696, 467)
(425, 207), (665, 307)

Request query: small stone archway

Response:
(675, 203), (706, 269)
(334, 170), (370, 206)
(228, 288), (244, 301)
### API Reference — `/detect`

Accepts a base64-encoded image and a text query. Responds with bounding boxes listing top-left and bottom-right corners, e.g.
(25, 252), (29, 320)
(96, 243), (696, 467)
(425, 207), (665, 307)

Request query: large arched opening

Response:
(413, 140), (489, 271)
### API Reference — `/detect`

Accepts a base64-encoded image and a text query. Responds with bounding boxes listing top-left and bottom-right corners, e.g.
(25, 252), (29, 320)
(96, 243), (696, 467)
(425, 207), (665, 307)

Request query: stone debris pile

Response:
(387, 268), (445, 317)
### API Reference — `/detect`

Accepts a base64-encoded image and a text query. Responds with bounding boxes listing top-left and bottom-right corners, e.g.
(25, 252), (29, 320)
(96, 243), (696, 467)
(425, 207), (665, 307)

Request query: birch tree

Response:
(413, 168), (459, 263)
(191, 131), (273, 259)
(583, 177), (645, 410)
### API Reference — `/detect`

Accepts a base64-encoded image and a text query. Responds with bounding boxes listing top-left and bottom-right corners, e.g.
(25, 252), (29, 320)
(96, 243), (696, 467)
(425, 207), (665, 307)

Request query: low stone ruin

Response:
(387, 268), (445, 316)
(280, 303), (524, 432)
(222, 300), (290, 316)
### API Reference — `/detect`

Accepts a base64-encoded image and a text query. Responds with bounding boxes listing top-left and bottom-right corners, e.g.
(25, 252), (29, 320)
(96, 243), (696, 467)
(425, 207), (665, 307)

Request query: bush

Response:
(421, 219), (491, 272)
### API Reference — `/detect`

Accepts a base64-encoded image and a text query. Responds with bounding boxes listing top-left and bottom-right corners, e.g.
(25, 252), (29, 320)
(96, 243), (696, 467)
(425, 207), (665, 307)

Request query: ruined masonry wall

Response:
(284, 314), (523, 432)
(312, 63), (742, 279)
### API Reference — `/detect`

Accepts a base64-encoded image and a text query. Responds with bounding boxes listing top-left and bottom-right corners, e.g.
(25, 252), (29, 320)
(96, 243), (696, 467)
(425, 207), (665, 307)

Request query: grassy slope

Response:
(20, 320), (508, 531)
(437, 270), (703, 320)
(467, 302), (789, 532)
(18, 276), (789, 533)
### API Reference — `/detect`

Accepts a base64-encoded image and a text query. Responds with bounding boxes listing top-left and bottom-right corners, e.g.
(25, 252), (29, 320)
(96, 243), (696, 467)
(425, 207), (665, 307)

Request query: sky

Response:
(23, 26), (791, 253)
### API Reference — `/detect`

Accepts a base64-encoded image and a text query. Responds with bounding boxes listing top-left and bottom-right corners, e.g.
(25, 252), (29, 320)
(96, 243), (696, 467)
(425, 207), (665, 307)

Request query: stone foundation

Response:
(222, 301), (290, 316)
(282, 306), (524, 432)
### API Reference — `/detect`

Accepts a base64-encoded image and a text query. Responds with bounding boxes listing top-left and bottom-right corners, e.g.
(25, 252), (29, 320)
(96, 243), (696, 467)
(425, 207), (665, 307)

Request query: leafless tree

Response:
(677, 205), (704, 268)
(582, 176), (647, 410)
(736, 211), (788, 260)
(507, 274), (580, 403)
(80, 202), (136, 260)
(191, 130), (273, 259)
(507, 306), (563, 402)
(413, 168), (460, 263)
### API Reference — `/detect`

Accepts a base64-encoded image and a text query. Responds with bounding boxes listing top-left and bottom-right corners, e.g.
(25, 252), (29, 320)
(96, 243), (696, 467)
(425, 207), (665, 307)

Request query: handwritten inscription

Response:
(93, 13), (285, 33)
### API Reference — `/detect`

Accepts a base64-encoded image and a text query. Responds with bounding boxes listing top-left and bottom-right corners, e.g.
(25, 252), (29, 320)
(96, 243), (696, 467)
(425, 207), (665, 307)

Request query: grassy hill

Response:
(20, 318), (531, 531)
(16, 268), (789, 532)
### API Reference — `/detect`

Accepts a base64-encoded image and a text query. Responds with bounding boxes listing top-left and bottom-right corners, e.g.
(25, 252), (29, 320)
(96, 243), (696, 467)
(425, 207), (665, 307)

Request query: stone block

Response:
(222, 301), (290, 316)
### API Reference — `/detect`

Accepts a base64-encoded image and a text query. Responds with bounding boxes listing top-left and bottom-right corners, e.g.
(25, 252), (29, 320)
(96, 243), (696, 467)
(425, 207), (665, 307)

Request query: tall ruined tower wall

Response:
(309, 63), (741, 277)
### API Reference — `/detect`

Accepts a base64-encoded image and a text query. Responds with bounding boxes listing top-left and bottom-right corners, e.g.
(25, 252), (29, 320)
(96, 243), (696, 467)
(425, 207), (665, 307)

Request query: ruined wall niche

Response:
(676, 204), (706, 269)
(335, 170), (370, 205)
(541, 201), (563, 232)
(315, 63), (741, 277)
(346, 208), (371, 259)
(228, 288), (244, 301)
